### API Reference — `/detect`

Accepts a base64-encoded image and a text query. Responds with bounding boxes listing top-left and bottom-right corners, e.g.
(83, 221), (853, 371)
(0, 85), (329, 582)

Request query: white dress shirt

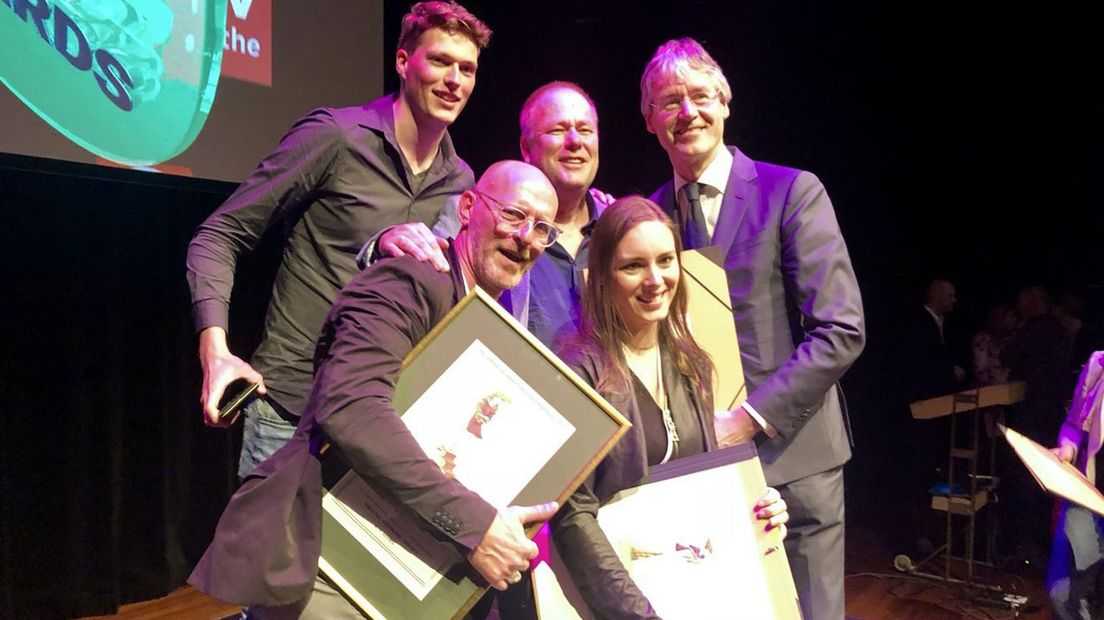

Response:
(671, 147), (775, 437)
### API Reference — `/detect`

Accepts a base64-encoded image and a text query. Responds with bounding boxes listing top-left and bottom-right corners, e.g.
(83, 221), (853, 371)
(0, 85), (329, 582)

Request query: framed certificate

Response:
(681, 247), (746, 410)
(1001, 424), (1104, 516)
(318, 287), (631, 620)
(540, 444), (800, 620)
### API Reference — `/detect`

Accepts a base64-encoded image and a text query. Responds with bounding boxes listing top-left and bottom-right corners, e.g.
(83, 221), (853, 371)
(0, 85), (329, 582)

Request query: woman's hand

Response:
(1052, 442), (1078, 464)
(755, 487), (789, 539)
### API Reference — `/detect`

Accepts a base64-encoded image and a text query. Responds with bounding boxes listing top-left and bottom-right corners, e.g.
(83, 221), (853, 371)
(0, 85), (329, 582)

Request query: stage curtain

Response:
(0, 159), (274, 619)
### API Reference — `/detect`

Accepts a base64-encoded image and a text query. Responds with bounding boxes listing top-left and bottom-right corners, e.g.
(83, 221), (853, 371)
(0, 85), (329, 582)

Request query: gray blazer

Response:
(651, 146), (865, 485)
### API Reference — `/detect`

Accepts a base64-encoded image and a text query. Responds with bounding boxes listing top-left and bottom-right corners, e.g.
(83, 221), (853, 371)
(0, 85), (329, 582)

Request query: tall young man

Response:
(186, 2), (491, 477)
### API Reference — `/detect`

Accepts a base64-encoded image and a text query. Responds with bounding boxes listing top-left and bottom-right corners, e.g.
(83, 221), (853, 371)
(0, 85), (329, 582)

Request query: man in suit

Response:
(899, 278), (967, 555)
(189, 161), (561, 617)
(641, 38), (865, 620)
(906, 278), (966, 401)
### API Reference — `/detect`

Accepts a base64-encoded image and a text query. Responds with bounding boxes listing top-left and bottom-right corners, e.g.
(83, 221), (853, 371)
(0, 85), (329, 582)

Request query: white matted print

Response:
(597, 465), (772, 619)
(403, 338), (576, 508)
(322, 338), (578, 601)
(323, 479), (453, 601)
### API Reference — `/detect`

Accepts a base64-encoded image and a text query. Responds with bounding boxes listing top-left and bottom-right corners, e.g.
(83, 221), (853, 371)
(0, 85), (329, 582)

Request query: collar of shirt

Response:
(443, 241), (469, 297)
(674, 147), (734, 238)
(363, 93), (461, 188)
(545, 192), (600, 261)
(923, 305), (946, 342)
(923, 305), (944, 327)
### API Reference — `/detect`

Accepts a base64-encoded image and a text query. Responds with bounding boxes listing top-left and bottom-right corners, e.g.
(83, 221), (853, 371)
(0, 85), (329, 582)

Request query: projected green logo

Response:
(1, 0), (226, 166)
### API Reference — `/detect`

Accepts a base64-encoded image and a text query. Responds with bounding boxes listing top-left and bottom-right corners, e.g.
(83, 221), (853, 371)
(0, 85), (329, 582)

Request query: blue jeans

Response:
(238, 397), (297, 479)
(1049, 503), (1104, 620)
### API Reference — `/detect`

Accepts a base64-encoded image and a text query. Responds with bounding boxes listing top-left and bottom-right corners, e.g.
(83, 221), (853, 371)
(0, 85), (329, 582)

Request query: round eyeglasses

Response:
(472, 189), (561, 248)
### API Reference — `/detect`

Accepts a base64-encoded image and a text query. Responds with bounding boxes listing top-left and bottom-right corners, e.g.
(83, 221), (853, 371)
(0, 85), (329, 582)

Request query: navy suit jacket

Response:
(651, 146), (865, 485)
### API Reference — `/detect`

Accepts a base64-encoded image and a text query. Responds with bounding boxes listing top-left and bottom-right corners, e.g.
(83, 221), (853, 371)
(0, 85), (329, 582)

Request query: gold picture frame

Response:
(318, 287), (631, 620)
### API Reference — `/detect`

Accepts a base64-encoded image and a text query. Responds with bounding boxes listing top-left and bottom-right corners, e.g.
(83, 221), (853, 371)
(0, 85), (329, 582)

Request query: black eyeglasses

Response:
(472, 189), (561, 248)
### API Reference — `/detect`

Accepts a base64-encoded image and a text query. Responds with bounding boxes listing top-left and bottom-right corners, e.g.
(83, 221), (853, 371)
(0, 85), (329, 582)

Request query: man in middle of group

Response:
(374, 81), (605, 346)
(364, 81), (604, 617)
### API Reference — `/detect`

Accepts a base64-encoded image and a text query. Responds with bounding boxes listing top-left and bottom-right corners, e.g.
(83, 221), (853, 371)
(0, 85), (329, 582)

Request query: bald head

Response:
(925, 279), (956, 317)
(476, 160), (557, 202)
(456, 161), (558, 297)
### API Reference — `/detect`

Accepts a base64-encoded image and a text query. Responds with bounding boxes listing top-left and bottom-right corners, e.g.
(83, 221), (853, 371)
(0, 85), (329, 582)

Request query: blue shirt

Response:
(525, 200), (597, 347)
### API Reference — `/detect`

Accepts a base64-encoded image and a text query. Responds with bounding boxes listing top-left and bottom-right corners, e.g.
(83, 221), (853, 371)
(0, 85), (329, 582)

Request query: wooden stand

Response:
(907, 382), (1024, 587)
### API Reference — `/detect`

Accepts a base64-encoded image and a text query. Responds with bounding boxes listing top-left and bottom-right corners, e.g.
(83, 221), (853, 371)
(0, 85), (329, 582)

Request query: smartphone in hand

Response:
(217, 379), (260, 424)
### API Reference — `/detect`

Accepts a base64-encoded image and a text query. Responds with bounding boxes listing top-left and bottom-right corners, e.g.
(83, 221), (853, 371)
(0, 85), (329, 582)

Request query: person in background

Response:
(972, 303), (1016, 387)
(1004, 285), (1073, 443)
(1048, 350), (1104, 620)
(907, 278), (968, 400)
(999, 285), (1074, 567)
(1055, 290), (1104, 387)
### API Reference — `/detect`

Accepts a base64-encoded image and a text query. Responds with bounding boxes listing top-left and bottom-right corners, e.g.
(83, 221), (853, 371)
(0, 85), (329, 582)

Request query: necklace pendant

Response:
(662, 407), (680, 443)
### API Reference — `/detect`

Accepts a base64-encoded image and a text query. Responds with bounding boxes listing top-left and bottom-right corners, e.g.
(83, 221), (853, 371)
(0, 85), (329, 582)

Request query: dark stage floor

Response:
(80, 519), (1053, 620)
